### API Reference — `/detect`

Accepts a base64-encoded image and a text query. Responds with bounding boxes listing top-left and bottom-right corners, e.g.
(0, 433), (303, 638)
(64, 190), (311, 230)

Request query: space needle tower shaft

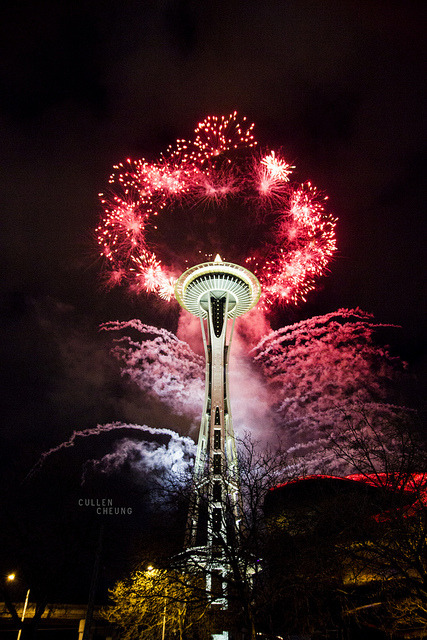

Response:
(175, 256), (261, 556)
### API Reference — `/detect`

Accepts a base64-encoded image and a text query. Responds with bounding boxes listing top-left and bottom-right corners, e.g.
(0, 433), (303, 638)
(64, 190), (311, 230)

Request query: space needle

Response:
(175, 255), (261, 610)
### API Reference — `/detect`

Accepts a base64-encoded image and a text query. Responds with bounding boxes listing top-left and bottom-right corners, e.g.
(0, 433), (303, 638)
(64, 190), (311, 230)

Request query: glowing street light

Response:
(5, 573), (30, 640)
(146, 565), (166, 640)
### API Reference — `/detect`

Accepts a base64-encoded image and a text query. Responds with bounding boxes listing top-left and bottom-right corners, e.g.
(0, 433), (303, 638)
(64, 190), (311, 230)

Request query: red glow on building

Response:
(267, 473), (427, 522)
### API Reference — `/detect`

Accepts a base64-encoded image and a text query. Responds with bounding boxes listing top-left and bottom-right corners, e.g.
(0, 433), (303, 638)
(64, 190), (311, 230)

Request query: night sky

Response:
(0, 0), (425, 600)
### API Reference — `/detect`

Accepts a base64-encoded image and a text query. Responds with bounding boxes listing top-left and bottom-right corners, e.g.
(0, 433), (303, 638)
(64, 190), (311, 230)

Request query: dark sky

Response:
(0, 0), (425, 598)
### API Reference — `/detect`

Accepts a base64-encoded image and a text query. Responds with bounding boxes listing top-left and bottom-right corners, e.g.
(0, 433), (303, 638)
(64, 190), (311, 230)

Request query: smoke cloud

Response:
(102, 320), (205, 434)
(26, 421), (195, 482)
(83, 432), (195, 487)
(176, 307), (278, 444)
(29, 308), (411, 484)
(252, 308), (411, 474)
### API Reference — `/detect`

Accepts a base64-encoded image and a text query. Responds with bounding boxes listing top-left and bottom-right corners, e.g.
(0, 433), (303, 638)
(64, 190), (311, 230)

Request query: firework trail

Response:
(28, 311), (410, 482)
(96, 312), (409, 477)
(252, 309), (411, 475)
(97, 112), (337, 307)
(102, 319), (278, 443)
(26, 321), (275, 483)
(100, 320), (204, 429)
(83, 436), (195, 487)
(25, 422), (195, 482)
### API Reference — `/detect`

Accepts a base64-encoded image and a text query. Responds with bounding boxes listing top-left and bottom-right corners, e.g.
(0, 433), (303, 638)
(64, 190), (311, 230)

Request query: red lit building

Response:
(263, 473), (427, 639)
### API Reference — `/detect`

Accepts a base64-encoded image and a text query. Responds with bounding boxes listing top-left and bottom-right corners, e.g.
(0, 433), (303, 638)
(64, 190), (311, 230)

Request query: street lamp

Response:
(6, 573), (30, 640)
(146, 565), (166, 640)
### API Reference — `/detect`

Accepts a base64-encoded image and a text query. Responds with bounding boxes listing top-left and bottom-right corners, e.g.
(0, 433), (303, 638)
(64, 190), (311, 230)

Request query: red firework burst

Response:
(97, 112), (337, 306)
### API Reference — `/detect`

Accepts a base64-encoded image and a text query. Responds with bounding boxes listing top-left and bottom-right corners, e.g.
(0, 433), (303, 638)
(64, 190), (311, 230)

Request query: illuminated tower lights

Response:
(175, 255), (261, 611)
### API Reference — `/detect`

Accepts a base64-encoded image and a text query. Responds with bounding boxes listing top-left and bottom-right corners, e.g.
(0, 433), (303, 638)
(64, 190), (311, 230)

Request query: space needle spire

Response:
(175, 256), (261, 608)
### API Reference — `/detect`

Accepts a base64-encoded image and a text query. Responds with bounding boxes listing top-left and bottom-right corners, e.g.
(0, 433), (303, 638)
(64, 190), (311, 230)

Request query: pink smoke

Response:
(101, 320), (205, 433)
(252, 309), (411, 474)
(29, 309), (411, 483)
